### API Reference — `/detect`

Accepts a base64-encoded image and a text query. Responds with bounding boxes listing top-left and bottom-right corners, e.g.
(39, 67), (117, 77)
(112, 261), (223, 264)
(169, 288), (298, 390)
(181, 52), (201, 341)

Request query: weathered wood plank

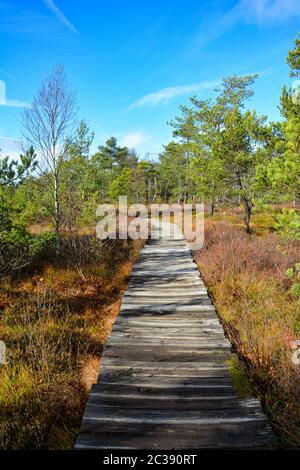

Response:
(90, 382), (235, 395)
(103, 348), (231, 363)
(98, 368), (232, 379)
(82, 406), (266, 423)
(96, 376), (234, 386)
(75, 221), (276, 449)
(87, 395), (256, 411)
(76, 421), (274, 449)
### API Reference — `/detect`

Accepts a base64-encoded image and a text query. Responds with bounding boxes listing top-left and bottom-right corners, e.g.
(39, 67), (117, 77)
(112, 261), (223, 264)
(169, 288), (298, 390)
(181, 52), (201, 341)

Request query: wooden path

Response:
(76, 221), (276, 449)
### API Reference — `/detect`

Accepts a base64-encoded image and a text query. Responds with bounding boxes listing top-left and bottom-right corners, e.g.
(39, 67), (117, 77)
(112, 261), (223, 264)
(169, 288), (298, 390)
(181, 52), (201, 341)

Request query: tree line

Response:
(1, 33), (300, 261)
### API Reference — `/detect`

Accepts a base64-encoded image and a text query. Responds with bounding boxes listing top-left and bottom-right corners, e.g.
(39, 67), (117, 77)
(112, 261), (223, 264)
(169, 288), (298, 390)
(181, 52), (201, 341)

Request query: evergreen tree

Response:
(262, 33), (300, 203)
(171, 75), (267, 231)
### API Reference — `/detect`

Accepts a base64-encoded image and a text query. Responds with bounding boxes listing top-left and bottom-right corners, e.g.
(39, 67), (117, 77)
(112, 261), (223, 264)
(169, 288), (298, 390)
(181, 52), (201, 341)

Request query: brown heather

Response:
(194, 220), (300, 447)
(0, 236), (144, 449)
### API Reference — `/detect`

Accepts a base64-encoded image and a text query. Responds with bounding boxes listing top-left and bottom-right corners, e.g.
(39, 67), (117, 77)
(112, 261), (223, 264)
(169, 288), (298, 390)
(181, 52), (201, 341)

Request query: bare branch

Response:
(21, 65), (78, 255)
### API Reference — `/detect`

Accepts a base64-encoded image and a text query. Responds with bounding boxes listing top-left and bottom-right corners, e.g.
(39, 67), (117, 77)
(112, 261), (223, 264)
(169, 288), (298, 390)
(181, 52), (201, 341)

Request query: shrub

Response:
(274, 208), (300, 241)
(286, 263), (300, 302)
(194, 220), (300, 447)
(0, 230), (56, 277)
(0, 289), (87, 449)
(0, 233), (143, 449)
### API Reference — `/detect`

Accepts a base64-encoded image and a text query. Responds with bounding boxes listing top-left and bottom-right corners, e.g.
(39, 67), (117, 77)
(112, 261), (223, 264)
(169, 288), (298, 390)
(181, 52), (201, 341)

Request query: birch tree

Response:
(21, 65), (77, 255)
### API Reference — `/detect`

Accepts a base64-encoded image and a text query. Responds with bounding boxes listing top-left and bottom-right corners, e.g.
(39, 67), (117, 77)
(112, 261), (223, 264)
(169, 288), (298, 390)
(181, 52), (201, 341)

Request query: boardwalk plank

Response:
(76, 421), (274, 449)
(75, 221), (276, 449)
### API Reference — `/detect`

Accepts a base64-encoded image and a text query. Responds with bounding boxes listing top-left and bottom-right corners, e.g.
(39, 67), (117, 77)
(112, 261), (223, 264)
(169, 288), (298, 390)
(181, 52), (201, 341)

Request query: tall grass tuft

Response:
(194, 220), (300, 447)
(0, 235), (144, 449)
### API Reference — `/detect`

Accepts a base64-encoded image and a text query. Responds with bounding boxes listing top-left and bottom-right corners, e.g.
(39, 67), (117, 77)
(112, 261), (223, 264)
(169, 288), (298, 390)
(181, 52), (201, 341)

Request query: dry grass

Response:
(28, 221), (53, 235)
(0, 235), (144, 449)
(193, 218), (300, 447)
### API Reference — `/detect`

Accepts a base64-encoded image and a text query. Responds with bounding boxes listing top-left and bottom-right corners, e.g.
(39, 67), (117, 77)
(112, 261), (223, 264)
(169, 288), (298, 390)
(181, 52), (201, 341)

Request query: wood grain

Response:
(75, 221), (277, 449)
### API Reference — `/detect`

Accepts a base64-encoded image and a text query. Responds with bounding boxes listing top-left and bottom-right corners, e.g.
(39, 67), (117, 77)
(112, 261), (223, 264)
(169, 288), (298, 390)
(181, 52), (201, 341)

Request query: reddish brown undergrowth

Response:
(0, 236), (143, 449)
(194, 220), (300, 447)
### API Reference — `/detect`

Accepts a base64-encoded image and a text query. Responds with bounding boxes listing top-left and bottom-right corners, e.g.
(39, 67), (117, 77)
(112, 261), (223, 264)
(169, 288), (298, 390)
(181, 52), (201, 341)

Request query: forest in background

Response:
(1, 33), (300, 257)
(0, 33), (299, 448)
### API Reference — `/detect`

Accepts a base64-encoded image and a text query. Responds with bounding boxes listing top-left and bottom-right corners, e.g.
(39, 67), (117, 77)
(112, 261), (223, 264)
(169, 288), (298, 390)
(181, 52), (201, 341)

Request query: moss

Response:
(0, 236), (143, 449)
(194, 216), (300, 447)
(229, 355), (255, 397)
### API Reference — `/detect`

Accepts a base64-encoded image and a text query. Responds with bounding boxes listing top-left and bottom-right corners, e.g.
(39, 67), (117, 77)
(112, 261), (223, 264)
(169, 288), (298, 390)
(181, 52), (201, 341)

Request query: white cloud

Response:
(121, 132), (145, 148)
(195, 0), (300, 47)
(0, 80), (30, 108)
(43, 0), (79, 35)
(0, 68), (16, 81)
(0, 136), (20, 159)
(0, 9), (59, 35)
(4, 99), (29, 108)
(241, 0), (300, 24)
(128, 80), (221, 109)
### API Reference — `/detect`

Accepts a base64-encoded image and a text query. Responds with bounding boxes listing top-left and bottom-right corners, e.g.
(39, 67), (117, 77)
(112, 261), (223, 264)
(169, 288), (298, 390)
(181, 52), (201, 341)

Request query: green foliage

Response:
(171, 74), (268, 230)
(0, 225), (56, 276)
(159, 142), (189, 202)
(65, 120), (95, 159)
(97, 137), (138, 172)
(27, 232), (56, 257)
(274, 208), (300, 240)
(0, 147), (36, 186)
(80, 136), (139, 207)
(135, 161), (158, 203)
(188, 151), (224, 203)
(12, 176), (52, 225)
(230, 356), (254, 397)
(265, 110), (300, 202)
(0, 149), (38, 238)
(166, 33), (300, 223)
(1, 33), (300, 270)
(259, 34), (300, 203)
(286, 263), (300, 302)
(108, 168), (134, 201)
(0, 148), (54, 275)
(287, 32), (300, 78)
(0, 220), (55, 257)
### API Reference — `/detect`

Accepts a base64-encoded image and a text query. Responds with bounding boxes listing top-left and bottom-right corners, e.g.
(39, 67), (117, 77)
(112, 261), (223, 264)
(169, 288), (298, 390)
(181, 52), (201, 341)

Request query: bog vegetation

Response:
(0, 34), (300, 448)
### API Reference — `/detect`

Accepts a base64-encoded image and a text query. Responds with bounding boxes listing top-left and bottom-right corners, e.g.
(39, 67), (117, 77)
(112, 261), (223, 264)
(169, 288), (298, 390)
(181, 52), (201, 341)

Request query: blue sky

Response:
(0, 0), (299, 159)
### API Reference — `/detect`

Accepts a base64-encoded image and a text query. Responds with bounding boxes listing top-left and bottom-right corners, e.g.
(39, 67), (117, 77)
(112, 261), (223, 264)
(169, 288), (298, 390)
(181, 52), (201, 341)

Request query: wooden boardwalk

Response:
(76, 221), (276, 449)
